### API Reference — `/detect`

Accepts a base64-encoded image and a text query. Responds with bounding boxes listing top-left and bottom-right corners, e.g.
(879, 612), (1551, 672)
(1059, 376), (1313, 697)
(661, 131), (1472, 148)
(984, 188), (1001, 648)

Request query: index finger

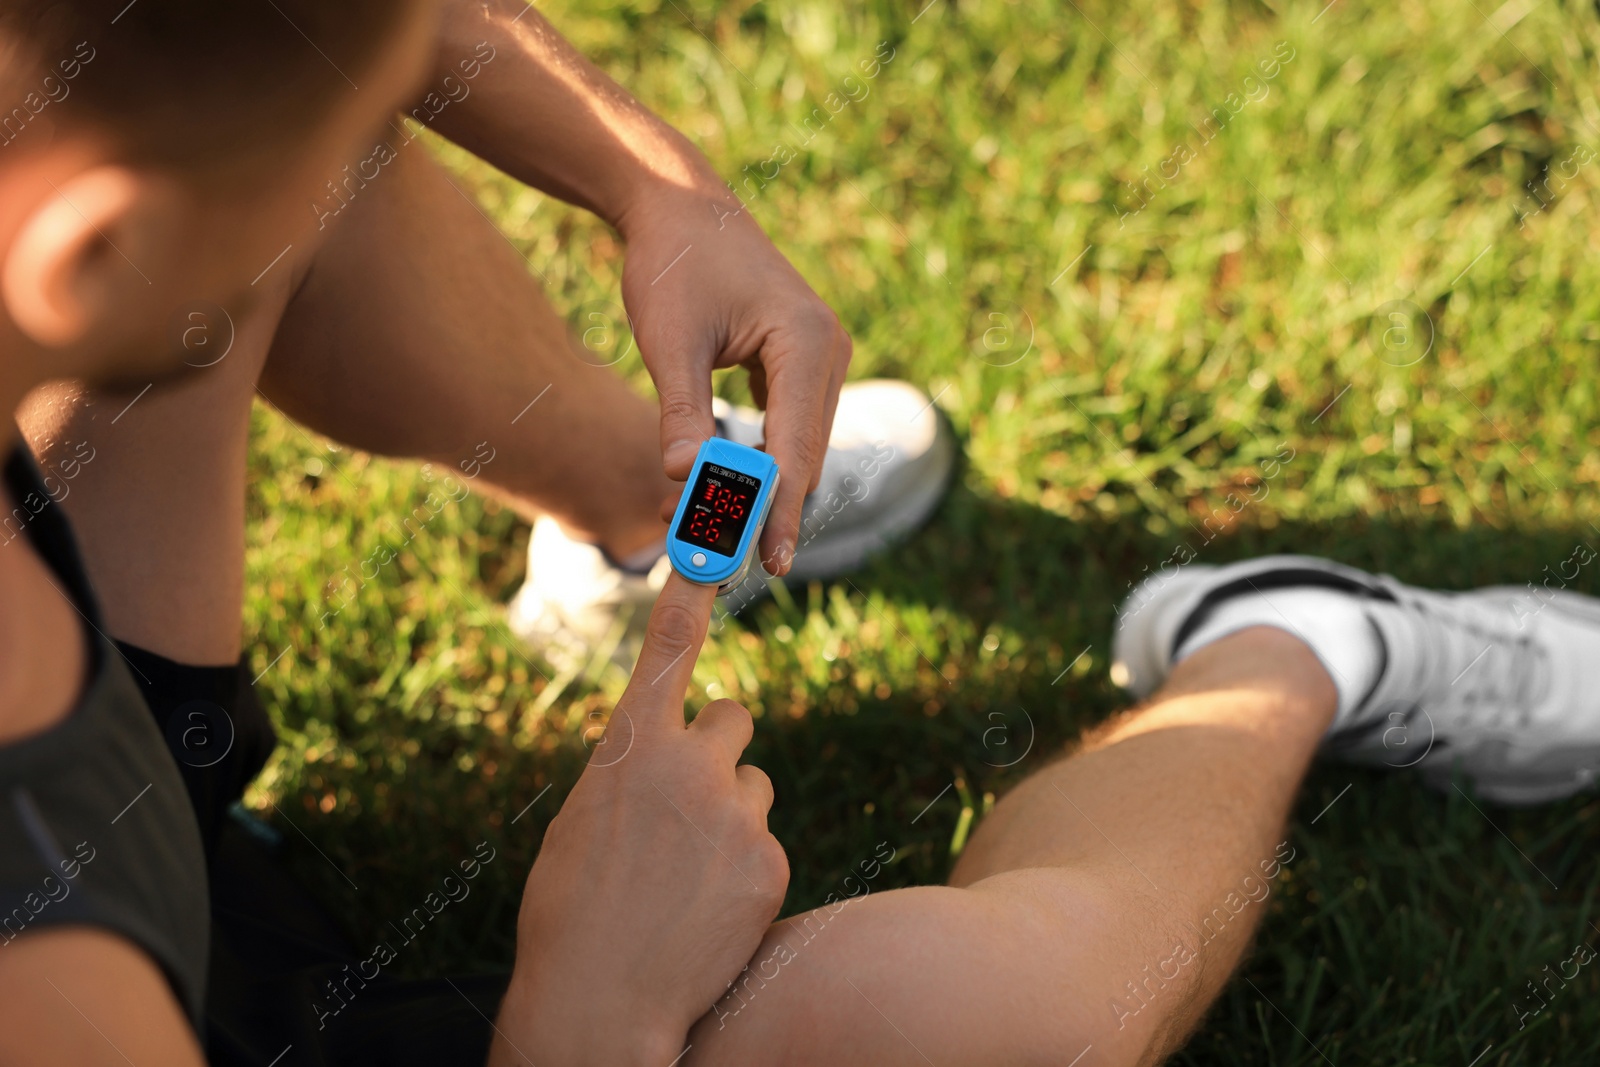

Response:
(618, 572), (718, 732)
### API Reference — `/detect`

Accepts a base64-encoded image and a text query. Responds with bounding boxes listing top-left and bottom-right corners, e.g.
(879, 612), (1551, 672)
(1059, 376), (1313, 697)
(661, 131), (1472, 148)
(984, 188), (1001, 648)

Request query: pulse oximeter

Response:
(666, 438), (779, 592)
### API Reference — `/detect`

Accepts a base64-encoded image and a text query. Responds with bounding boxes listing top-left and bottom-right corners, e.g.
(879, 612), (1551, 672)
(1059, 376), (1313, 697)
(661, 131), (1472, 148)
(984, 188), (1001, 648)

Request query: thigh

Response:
(260, 140), (668, 527)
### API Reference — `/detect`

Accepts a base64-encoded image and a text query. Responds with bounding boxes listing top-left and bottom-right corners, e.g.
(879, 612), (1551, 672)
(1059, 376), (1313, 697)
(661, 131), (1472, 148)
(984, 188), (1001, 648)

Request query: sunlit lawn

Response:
(244, 0), (1600, 1062)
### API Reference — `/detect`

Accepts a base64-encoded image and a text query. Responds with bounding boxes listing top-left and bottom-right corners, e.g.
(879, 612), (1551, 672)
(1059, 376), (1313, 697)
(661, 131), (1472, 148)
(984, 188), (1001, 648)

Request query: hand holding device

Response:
(618, 179), (852, 579)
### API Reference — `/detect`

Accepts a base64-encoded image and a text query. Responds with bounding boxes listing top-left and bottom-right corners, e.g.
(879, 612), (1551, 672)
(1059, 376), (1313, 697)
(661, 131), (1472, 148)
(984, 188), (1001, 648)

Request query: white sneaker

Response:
(505, 513), (674, 675)
(1111, 554), (1600, 805)
(508, 379), (956, 671)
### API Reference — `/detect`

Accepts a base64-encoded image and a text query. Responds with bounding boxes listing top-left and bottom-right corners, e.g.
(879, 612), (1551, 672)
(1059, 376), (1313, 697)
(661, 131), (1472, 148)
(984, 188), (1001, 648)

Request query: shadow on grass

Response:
(269, 483), (1600, 1062)
(743, 482), (1594, 886)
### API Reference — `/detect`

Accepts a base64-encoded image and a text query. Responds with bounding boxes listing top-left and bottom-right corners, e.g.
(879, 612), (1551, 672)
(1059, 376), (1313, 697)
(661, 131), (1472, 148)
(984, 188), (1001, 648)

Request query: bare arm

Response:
(0, 928), (206, 1067)
(424, 0), (724, 230)
(419, 0), (854, 576)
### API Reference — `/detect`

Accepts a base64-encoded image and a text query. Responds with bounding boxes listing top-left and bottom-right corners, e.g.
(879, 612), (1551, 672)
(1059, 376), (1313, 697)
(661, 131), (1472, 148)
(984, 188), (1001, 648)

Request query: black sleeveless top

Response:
(0, 444), (208, 1026)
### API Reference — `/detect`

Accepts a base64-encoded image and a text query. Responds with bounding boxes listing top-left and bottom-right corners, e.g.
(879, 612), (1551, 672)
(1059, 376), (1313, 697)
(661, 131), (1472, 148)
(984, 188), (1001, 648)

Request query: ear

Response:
(2, 166), (176, 347)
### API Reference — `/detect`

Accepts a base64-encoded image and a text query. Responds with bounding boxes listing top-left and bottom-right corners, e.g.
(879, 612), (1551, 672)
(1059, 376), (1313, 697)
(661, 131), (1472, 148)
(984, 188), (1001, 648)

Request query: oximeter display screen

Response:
(677, 463), (761, 556)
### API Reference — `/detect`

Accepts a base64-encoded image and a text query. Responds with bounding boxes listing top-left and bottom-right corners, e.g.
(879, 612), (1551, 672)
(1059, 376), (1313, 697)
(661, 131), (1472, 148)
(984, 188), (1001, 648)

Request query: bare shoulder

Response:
(0, 927), (205, 1066)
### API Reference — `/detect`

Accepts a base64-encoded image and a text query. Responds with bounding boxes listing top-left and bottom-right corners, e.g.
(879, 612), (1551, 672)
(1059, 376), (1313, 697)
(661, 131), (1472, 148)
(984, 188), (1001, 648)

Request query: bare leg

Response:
(685, 626), (1337, 1067)
(261, 145), (676, 558)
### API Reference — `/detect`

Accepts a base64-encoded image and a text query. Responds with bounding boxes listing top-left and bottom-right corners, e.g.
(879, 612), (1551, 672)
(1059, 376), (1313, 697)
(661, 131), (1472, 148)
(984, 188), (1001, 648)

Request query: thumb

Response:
(618, 572), (717, 732)
(655, 365), (717, 481)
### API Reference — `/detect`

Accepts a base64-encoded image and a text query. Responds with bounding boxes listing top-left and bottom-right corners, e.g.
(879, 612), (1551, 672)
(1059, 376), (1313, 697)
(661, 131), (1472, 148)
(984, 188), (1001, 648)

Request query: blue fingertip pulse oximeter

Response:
(666, 438), (780, 592)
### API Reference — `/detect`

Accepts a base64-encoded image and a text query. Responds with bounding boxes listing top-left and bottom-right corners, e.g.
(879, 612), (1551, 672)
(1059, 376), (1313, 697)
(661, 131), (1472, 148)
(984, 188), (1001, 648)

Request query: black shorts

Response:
(128, 642), (510, 1067)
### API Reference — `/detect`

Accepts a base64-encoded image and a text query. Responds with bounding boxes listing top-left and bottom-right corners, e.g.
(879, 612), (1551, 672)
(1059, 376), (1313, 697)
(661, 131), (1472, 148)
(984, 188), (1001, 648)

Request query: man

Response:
(5, 4), (1598, 1067)
(17, 0), (956, 682)
(15, 0), (954, 870)
(0, 2), (790, 1064)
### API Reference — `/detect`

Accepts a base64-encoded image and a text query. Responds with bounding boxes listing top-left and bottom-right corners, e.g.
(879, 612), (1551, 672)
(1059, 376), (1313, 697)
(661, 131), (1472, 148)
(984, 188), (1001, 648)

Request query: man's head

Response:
(0, 0), (438, 394)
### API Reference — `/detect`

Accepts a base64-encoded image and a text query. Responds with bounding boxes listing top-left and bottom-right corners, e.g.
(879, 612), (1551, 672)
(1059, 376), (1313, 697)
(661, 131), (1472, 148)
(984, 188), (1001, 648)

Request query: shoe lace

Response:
(1396, 590), (1551, 732)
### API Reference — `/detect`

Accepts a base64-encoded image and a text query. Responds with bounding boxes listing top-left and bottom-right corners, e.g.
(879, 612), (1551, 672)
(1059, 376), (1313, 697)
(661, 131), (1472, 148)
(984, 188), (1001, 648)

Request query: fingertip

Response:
(761, 486), (799, 572)
(772, 537), (795, 576)
(663, 439), (700, 478)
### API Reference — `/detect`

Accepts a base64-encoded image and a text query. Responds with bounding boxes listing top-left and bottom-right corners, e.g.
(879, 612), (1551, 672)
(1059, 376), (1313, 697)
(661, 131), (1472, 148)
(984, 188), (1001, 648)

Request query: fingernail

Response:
(665, 440), (697, 468)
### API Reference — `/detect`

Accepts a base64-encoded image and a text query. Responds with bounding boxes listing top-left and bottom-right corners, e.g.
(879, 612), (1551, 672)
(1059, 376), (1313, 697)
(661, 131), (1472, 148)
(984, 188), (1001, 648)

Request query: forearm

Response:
(487, 969), (682, 1067)
(427, 0), (730, 235)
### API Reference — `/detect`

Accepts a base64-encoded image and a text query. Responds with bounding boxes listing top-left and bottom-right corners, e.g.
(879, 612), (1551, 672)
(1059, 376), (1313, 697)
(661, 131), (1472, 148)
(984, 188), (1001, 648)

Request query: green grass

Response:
(243, 0), (1600, 1062)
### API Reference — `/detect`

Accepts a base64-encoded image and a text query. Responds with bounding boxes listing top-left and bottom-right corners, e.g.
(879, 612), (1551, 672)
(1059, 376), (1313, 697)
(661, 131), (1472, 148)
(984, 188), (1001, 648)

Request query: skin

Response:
(427, 0), (853, 576)
(492, 575), (787, 1066)
(680, 627), (1337, 1067)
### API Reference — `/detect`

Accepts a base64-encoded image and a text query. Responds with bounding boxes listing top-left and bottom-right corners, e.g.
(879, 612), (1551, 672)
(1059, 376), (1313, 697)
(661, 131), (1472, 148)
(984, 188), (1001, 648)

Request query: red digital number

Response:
(688, 509), (723, 545)
(689, 474), (754, 548)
